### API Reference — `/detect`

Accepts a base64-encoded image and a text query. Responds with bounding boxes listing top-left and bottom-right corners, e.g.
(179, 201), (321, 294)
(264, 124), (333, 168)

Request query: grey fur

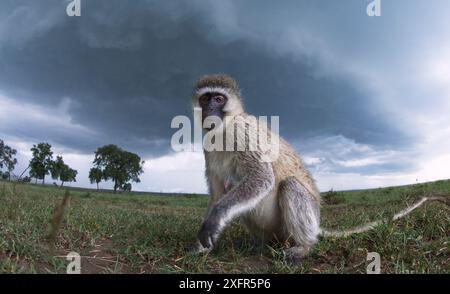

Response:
(278, 177), (321, 259)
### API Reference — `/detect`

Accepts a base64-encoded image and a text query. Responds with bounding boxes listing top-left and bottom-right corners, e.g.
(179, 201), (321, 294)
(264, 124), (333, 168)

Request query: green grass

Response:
(0, 179), (448, 274)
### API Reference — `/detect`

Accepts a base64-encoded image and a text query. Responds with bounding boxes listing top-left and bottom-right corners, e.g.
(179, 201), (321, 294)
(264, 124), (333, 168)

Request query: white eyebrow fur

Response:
(195, 87), (232, 98)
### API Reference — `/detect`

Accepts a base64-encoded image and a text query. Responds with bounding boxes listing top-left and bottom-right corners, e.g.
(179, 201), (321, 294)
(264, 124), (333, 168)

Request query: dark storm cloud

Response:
(0, 0), (412, 159)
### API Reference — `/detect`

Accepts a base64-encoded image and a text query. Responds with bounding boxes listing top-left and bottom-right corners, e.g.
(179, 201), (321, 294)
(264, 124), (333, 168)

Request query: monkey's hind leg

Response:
(278, 177), (321, 262)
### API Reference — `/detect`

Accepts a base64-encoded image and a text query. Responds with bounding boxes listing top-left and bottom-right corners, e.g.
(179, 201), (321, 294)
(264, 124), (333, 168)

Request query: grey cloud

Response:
(0, 0), (425, 164)
(0, 0), (65, 47)
(297, 135), (417, 176)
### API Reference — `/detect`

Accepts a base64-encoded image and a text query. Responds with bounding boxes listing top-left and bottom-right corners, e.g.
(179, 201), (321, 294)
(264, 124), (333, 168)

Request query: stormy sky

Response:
(1, 0), (449, 193)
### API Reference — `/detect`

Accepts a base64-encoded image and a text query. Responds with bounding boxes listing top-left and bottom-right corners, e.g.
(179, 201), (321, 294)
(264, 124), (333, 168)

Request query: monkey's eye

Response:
(214, 95), (225, 104)
(199, 95), (209, 104)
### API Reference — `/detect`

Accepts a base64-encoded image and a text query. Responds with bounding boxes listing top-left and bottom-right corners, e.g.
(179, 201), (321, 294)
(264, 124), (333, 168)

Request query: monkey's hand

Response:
(186, 240), (212, 255)
(196, 217), (221, 251)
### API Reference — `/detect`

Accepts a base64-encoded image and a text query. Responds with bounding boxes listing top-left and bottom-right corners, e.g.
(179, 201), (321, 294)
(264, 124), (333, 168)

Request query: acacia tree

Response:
(51, 155), (77, 187)
(0, 139), (18, 181)
(50, 156), (65, 182)
(29, 168), (39, 184)
(91, 144), (144, 193)
(122, 183), (132, 192)
(60, 167), (77, 187)
(88, 167), (103, 191)
(29, 143), (53, 184)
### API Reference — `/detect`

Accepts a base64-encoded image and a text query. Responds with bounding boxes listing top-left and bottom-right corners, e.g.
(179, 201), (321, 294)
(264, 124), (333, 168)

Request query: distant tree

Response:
(29, 169), (39, 184)
(50, 156), (65, 182)
(29, 143), (53, 185)
(121, 183), (132, 192)
(51, 155), (77, 187)
(1, 172), (9, 180)
(88, 167), (103, 191)
(91, 144), (144, 193)
(60, 166), (77, 187)
(0, 139), (18, 181)
(20, 176), (31, 183)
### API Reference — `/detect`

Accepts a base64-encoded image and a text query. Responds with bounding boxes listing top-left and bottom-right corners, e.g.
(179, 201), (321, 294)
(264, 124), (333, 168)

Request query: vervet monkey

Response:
(190, 74), (449, 261)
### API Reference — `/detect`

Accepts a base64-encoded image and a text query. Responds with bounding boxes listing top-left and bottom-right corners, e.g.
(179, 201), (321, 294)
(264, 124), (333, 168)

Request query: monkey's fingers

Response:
(185, 240), (211, 255)
(197, 230), (215, 249)
(197, 219), (221, 249)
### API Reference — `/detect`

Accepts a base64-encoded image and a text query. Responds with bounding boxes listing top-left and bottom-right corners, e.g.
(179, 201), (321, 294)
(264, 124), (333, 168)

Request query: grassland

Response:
(0, 179), (449, 274)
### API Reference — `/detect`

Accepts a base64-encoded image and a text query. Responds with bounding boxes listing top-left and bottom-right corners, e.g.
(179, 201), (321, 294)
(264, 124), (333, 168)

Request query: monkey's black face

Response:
(198, 92), (227, 124)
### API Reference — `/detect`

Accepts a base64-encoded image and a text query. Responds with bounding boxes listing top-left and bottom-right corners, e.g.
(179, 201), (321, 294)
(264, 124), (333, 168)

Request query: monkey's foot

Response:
(186, 240), (212, 255)
(283, 247), (308, 264)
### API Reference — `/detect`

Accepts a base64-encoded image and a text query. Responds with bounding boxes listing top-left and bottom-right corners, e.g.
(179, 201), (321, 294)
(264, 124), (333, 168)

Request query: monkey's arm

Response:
(197, 159), (275, 250)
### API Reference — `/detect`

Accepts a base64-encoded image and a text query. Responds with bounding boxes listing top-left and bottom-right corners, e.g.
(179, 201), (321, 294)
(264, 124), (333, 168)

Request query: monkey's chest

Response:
(207, 152), (239, 182)
(205, 152), (282, 238)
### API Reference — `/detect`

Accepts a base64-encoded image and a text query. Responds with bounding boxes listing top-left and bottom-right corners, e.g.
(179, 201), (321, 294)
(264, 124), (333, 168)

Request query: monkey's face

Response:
(198, 92), (228, 126)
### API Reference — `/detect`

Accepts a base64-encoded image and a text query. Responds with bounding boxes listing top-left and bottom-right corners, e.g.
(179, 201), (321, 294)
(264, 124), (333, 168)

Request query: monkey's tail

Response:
(320, 195), (449, 238)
